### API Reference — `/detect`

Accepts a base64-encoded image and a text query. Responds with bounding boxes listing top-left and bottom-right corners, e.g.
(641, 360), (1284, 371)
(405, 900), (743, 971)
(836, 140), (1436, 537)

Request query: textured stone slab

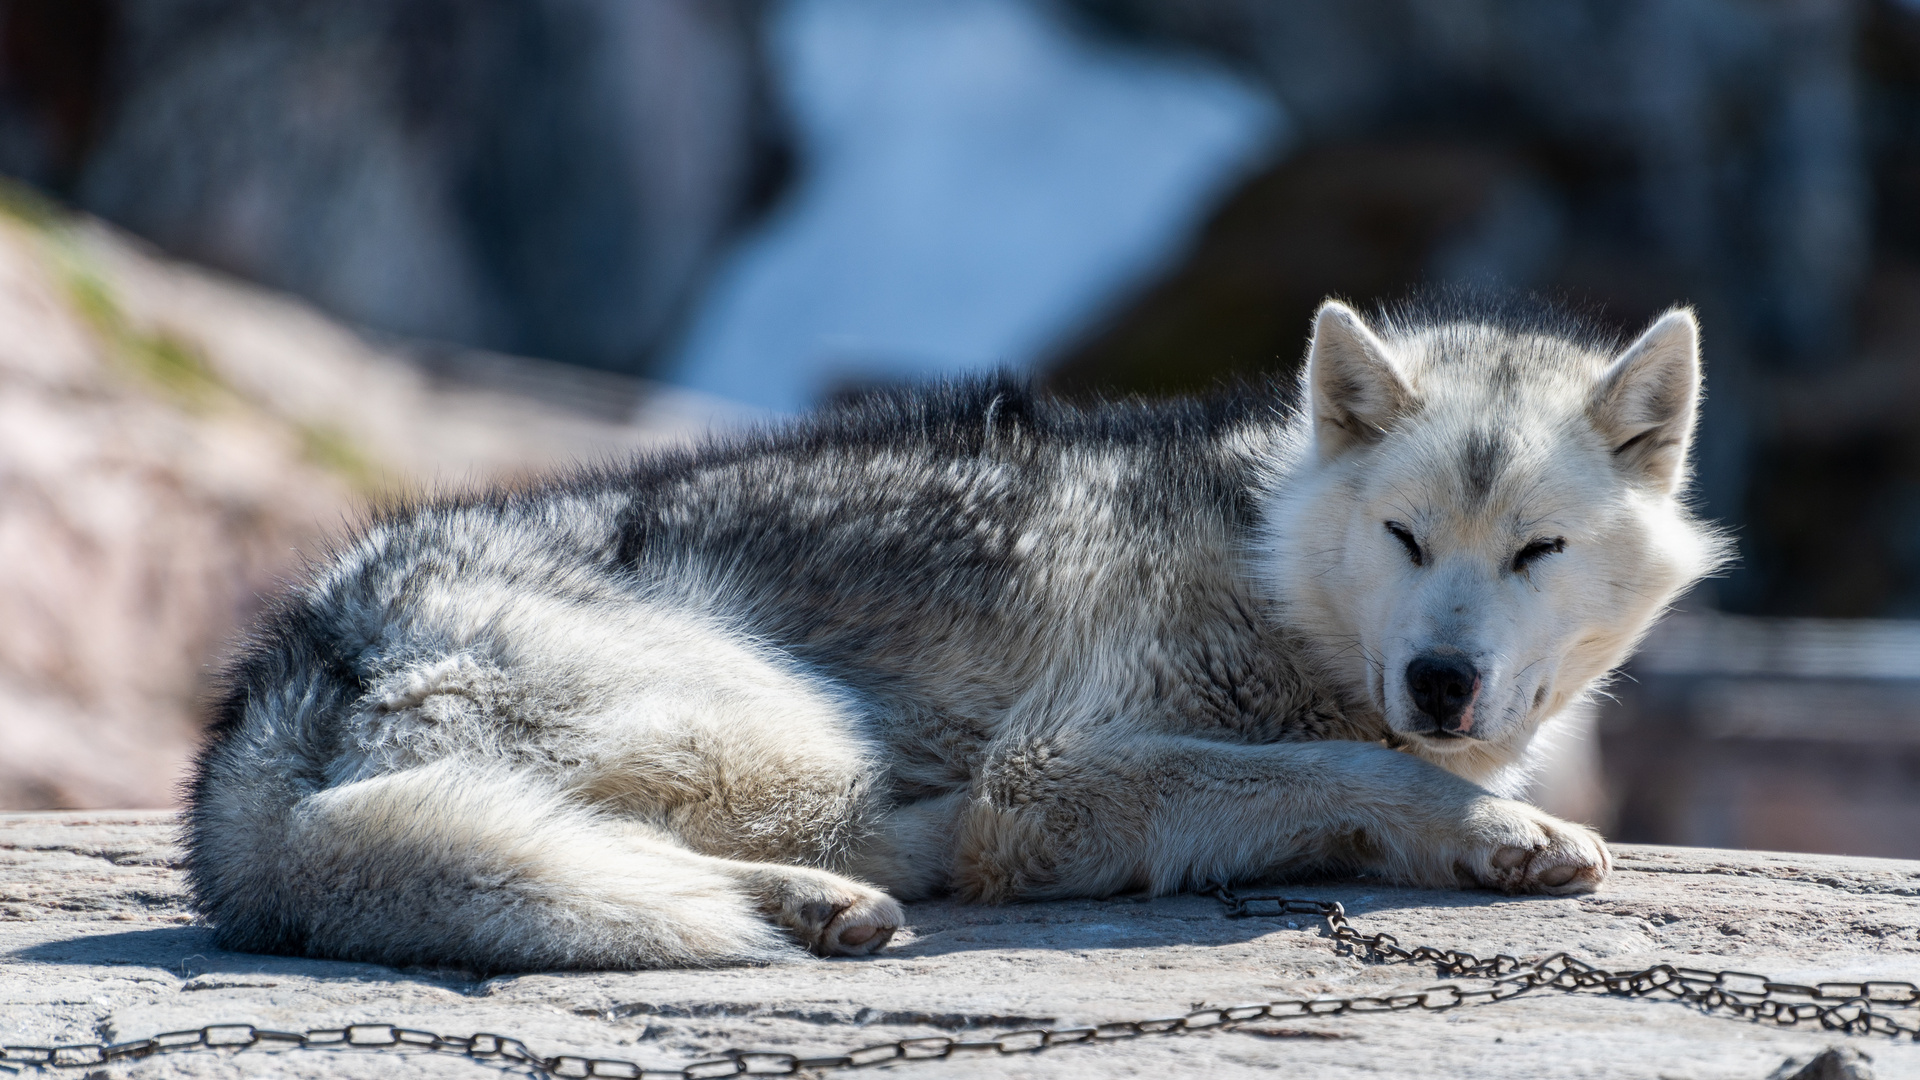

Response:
(5, 811), (1919, 1078)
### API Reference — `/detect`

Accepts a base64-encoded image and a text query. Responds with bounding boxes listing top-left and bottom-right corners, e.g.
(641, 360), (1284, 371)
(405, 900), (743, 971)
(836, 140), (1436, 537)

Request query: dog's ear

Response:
(1589, 307), (1701, 493)
(1306, 300), (1412, 460)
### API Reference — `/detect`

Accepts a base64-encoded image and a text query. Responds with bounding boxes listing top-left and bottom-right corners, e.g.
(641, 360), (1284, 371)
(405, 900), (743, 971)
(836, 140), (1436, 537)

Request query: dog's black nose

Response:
(1405, 655), (1481, 734)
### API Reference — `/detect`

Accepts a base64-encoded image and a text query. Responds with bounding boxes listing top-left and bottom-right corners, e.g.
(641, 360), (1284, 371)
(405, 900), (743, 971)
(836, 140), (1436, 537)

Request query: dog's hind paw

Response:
(1461, 799), (1611, 895)
(736, 865), (904, 957)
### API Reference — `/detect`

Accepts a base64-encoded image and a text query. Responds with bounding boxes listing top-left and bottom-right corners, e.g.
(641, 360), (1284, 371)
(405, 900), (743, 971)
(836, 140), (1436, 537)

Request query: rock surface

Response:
(4, 812), (1919, 1078)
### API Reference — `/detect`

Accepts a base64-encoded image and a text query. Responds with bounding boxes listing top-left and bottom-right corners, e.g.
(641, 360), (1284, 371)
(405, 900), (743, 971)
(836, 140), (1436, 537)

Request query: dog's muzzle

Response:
(1405, 654), (1481, 737)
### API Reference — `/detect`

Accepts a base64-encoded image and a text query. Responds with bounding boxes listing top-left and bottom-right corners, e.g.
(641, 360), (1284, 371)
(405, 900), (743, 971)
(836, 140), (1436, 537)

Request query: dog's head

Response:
(1262, 300), (1727, 785)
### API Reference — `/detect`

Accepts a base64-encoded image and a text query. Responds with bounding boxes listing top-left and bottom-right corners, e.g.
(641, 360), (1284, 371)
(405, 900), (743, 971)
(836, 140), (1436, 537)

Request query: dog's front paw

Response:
(750, 868), (904, 957)
(1458, 798), (1610, 895)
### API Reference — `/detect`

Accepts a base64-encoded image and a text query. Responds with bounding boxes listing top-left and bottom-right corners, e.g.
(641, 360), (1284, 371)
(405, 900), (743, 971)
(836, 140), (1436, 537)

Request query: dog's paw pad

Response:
(821, 896), (901, 955)
(837, 923), (885, 948)
(1525, 852), (1607, 894)
(1511, 827), (1609, 895)
(1536, 863), (1579, 888)
(1491, 845), (1530, 870)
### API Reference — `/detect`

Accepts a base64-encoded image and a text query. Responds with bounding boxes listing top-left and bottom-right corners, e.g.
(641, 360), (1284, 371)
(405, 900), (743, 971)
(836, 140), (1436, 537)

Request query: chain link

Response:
(7, 886), (1917, 1077)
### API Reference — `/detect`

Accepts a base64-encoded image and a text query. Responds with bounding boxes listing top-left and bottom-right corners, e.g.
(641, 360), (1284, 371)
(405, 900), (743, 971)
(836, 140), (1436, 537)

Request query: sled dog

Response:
(186, 299), (1723, 972)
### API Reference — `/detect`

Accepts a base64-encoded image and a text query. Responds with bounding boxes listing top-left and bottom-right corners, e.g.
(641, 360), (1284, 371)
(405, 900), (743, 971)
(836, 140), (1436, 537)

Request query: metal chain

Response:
(7, 886), (1918, 1077)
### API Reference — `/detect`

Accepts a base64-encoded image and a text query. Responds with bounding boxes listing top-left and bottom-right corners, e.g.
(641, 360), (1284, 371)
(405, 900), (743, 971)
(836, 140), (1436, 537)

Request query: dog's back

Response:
(187, 381), (1351, 970)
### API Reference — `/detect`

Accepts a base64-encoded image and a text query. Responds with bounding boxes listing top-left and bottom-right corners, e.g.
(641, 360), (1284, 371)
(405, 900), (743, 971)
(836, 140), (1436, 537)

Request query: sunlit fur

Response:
(185, 299), (1723, 973)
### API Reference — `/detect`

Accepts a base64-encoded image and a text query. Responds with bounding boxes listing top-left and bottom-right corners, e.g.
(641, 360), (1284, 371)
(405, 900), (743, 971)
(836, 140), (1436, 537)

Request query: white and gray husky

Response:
(186, 299), (1724, 972)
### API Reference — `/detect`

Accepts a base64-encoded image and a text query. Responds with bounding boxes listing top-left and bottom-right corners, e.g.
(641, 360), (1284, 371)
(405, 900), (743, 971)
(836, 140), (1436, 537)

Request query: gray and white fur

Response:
(185, 298), (1725, 972)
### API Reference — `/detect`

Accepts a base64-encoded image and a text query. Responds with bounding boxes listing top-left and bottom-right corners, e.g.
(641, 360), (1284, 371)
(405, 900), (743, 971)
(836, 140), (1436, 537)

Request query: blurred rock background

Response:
(0, 0), (1916, 856)
(0, 189), (723, 809)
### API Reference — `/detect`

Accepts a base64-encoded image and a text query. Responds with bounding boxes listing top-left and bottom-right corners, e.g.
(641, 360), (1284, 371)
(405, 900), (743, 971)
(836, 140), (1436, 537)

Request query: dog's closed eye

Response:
(1384, 521), (1424, 567)
(1512, 537), (1566, 573)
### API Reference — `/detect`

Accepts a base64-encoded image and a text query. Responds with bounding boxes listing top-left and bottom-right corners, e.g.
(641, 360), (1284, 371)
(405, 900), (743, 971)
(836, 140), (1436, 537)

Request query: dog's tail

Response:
(185, 683), (793, 972)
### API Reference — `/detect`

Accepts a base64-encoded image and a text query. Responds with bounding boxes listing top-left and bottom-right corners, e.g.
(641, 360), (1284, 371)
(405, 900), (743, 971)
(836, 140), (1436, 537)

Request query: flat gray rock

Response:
(4, 811), (1919, 1078)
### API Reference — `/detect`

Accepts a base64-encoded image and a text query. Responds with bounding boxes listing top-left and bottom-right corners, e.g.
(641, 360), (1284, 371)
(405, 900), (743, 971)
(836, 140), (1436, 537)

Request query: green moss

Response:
(6, 185), (389, 490)
(62, 266), (119, 331)
(131, 329), (227, 407)
(297, 422), (382, 492)
(60, 263), (229, 410)
(0, 182), (229, 411)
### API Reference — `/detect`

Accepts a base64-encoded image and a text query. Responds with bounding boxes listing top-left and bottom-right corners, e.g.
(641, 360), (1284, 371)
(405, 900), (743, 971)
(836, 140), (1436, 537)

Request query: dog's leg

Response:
(840, 789), (970, 901)
(204, 756), (891, 970)
(954, 734), (1608, 902)
(208, 757), (905, 968)
(272, 596), (906, 964)
(204, 759), (818, 972)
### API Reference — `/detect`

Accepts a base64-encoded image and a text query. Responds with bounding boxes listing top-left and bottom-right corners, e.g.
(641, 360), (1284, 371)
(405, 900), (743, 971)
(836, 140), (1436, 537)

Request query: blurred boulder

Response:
(1048, 140), (1578, 398)
(0, 189), (700, 810)
(0, 0), (788, 374)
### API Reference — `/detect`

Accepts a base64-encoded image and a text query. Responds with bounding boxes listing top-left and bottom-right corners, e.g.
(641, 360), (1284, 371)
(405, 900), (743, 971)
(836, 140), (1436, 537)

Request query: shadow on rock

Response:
(890, 879), (1530, 959)
(9, 927), (480, 989)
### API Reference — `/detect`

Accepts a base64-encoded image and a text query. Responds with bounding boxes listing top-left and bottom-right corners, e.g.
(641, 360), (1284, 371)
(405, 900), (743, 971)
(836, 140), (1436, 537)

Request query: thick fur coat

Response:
(185, 300), (1723, 972)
